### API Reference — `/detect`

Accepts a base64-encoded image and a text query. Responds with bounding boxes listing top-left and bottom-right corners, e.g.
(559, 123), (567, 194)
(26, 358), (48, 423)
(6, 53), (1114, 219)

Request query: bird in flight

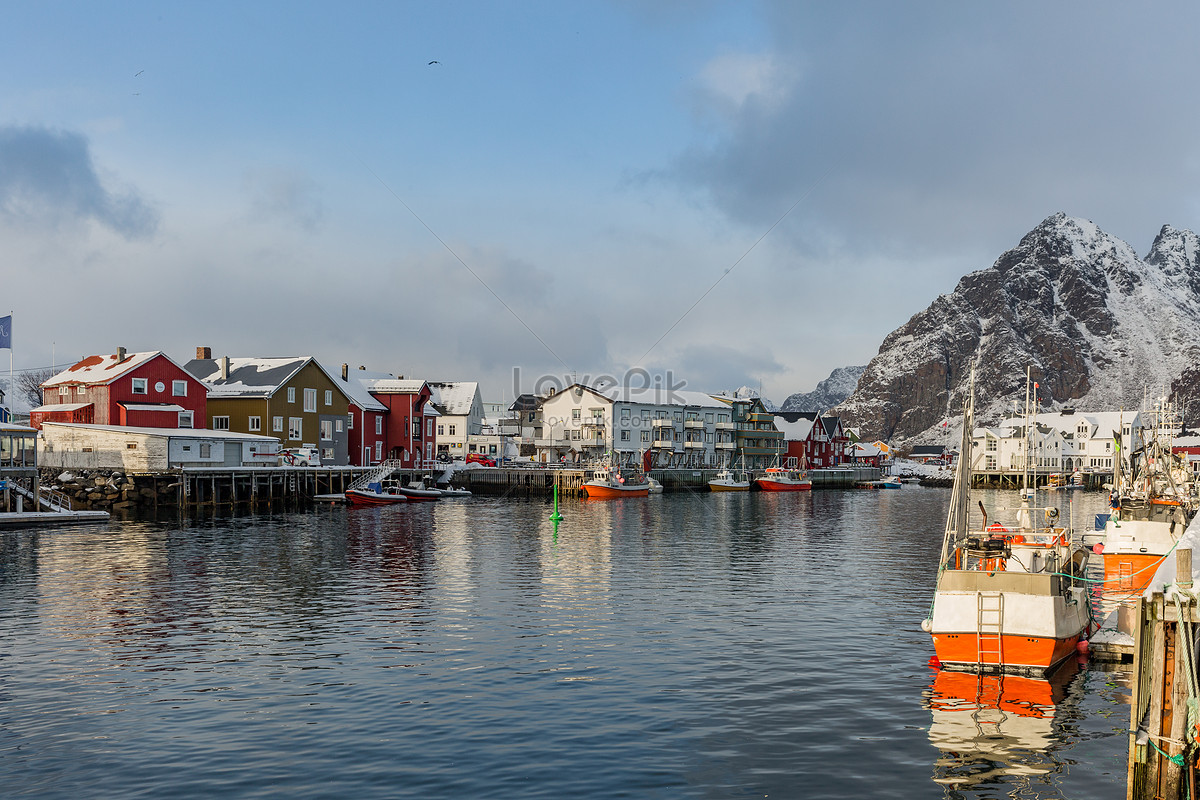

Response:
(134, 70), (144, 77)
(428, 60), (440, 65)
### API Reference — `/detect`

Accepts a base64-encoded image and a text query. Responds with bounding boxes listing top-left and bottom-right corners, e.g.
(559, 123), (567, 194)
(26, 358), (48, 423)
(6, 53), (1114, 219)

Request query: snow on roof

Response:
(337, 374), (387, 412)
(0, 422), (37, 433)
(40, 422), (279, 441)
(774, 416), (816, 441)
(30, 403), (94, 413)
(43, 351), (162, 387)
(365, 378), (427, 395)
(184, 357), (310, 397)
(591, 384), (728, 409)
(428, 382), (480, 416)
(119, 403), (186, 412)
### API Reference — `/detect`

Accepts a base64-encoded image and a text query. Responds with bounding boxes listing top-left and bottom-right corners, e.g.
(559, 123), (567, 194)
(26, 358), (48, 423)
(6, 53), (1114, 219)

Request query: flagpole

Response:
(7, 310), (12, 424)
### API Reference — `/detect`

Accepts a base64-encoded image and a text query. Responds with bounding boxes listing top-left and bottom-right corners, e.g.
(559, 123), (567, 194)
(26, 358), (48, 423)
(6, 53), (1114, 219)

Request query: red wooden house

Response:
(31, 348), (207, 431)
(361, 377), (435, 468)
(337, 365), (390, 466)
(772, 412), (851, 468)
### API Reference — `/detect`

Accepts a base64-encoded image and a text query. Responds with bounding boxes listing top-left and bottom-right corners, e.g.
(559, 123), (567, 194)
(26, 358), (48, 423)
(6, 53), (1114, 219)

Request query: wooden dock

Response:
(1126, 548), (1200, 800)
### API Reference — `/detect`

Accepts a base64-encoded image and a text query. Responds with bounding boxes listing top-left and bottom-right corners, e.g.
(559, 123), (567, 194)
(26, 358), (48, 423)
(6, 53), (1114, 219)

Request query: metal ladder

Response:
(976, 592), (1004, 668)
(347, 459), (403, 491)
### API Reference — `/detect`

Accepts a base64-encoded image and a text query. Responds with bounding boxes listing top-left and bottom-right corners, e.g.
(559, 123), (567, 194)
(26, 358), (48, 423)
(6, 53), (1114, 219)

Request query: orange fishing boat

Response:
(582, 466), (650, 499)
(924, 369), (1091, 676)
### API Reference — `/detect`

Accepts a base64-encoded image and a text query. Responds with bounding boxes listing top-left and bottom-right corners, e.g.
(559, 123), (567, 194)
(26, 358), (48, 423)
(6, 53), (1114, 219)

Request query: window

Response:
(304, 388), (317, 412)
(347, 413), (354, 430)
(132, 378), (147, 395)
(248, 416), (261, 432)
(621, 408), (631, 420)
(212, 416), (230, 430)
(438, 424), (444, 436)
(322, 448), (334, 461)
(986, 438), (996, 452)
(320, 420), (333, 441)
(126, 442), (137, 449)
(273, 416), (284, 432)
(621, 430), (630, 441)
(376, 416), (383, 435)
(172, 380), (188, 397)
(325, 390), (332, 406)
(178, 410), (193, 429)
(375, 442), (382, 461)
(489, 445), (497, 455)
(705, 433), (713, 443)
(289, 417), (302, 440)
(287, 387), (296, 403)
(641, 431), (650, 443)
(673, 411), (682, 421)
(200, 443), (211, 458)
(705, 413), (714, 424)
(572, 409), (581, 421)
(59, 386), (69, 398)
(448, 424), (456, 436)
(77, 386), (86, 395)
(335, 419), (344, 433)
(413, 421), (420, 437)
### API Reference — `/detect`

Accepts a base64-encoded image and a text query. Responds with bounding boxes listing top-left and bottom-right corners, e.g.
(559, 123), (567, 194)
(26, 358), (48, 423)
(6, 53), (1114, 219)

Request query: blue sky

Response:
(3, 1), (1199, 407)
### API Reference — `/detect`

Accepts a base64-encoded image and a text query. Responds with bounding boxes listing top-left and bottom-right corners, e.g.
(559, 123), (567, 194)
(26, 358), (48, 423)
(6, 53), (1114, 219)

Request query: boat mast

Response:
(940, 366), (975, 568)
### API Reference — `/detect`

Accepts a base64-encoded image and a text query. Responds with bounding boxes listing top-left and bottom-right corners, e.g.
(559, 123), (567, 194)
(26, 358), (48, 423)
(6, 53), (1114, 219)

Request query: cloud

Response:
(695, 51), (797, 119)
(243, 167), (324, 232)
(0, 125), (157, 239)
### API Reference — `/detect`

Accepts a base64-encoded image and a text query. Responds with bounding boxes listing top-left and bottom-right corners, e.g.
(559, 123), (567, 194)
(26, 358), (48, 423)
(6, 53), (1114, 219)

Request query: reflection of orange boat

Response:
(926, 660), (1080, 789)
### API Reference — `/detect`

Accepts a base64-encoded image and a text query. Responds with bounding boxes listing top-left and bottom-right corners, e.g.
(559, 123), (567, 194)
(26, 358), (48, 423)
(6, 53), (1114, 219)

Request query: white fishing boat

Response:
(1098, 399), (1198, 593)
(709, 454), (750, 492)
(924, 368), (1092, 675)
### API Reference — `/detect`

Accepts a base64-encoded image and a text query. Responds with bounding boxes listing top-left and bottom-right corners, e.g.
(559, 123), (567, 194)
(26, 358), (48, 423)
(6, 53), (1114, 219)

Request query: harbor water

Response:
(0, 488), (1129, 798)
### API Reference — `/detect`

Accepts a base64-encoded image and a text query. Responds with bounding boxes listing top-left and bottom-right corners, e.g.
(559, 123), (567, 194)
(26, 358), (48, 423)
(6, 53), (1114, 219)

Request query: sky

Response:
(2, 1), (1199, 408)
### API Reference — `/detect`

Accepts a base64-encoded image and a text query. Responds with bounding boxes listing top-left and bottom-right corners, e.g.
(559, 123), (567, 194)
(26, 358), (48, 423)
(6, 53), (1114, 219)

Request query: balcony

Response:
(715, 422), (735, 430)
(716, 442), (735, 450)
(684, 419), (705, 429)
(653, 440), (675, 449)
(684, 441), (706, 449)
(651, 418), (674, 427)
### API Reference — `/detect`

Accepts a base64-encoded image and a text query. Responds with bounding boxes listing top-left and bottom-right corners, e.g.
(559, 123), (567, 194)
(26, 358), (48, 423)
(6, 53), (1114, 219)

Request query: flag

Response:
(0, 315), (9, 350)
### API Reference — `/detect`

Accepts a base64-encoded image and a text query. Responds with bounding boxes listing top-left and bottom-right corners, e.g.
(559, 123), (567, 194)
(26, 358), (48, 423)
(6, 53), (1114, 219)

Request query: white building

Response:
(531, 383), (736, 467)
(971, 409), (1143, 474)
(40, 422), (281, 471)
(428, 382), (485, 460)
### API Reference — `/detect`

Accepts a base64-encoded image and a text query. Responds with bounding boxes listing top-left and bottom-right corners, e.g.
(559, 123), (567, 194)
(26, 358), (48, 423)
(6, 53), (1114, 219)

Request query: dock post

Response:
(1179, 549), (1193, 590)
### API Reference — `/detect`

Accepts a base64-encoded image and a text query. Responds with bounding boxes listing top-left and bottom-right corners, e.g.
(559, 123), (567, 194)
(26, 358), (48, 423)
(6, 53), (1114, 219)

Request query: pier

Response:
(1126, 548), (1200, 800)
(971, 469), (1111, 490)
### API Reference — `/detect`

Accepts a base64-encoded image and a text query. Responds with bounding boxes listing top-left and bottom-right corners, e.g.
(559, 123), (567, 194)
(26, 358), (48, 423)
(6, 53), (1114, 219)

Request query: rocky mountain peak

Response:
(836, 214), (1200, 444)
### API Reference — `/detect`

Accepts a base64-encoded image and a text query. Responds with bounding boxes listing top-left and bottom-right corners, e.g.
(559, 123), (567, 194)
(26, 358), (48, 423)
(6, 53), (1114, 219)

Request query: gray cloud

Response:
(0, 125), (157, 239)
(666, 2), (1200, 260)
(243, 167), (324, 232)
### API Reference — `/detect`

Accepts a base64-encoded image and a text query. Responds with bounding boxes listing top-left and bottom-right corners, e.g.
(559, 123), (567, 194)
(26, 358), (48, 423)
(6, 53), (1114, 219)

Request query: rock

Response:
(58, 471), (75, 482)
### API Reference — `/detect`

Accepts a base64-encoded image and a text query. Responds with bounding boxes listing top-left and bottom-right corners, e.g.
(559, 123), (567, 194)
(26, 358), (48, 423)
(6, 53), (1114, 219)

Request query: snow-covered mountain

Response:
(712, 386), (778, 411)
(780, 366), (866, 412)
(837, 213), (1200, 443)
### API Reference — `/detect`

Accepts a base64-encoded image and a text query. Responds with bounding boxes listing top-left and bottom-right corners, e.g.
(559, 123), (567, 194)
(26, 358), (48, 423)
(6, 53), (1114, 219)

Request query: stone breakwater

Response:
(38, 469), (181, 511)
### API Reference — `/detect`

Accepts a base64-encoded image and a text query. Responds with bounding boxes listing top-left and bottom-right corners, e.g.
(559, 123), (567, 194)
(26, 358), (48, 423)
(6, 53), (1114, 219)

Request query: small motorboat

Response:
(582, 466), (650, 498)
(754, 467), (812, 492)
(418, 475), (472, 498)
(346, 484), (409, 506)
(708, 468), (750, 492)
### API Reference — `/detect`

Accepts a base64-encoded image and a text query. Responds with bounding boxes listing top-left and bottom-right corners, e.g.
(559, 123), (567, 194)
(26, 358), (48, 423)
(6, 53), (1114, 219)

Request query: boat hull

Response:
(345, 489), (408, 506)
(396, 487), (441, 501)
(708, 480), (749, 492)
(931, 631), (1082, 676)
(582, 482), (649, 499)
(754, 479), (812, 492)
(1101, 551), (1164, 594)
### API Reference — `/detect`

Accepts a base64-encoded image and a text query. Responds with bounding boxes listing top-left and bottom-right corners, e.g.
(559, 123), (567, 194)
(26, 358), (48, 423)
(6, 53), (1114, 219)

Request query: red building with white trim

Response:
(364, 378), (434, 468)
(31, 349), (207, 431)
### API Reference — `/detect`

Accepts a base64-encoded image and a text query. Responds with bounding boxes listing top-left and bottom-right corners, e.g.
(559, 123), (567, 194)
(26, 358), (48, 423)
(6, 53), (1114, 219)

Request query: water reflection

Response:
(926, 660), (1082, 795)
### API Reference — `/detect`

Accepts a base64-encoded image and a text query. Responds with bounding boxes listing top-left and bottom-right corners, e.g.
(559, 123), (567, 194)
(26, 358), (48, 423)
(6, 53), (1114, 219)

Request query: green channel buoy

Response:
(549, 482), (564, 522)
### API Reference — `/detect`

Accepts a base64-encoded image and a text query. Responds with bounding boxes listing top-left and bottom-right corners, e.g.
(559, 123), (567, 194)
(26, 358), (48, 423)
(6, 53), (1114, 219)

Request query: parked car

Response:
(465, 453), (496, 467)
(279, 446), (321, 466)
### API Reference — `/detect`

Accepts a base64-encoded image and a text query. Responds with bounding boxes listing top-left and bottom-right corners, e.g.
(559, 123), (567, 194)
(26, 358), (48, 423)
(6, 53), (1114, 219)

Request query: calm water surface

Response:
(0, 488), (1129, 798)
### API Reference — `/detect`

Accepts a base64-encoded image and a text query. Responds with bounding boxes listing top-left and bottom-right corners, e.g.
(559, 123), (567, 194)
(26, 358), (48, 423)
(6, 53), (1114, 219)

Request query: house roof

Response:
(820, 416), (843, 437)
(594, 384), (727, 409)
(337, 372), (388, 412)
(30, 403), (93, 413)
(185, 357), (310, 397)
(910, 445), (947, 456)
(364, 378), (428, 395)
(773, 416), (816, 441)
(43, 351), (170, 387)
(510, 393), (540, 412)
(428, 382), (480, 416)
(119, 403), (187, 412)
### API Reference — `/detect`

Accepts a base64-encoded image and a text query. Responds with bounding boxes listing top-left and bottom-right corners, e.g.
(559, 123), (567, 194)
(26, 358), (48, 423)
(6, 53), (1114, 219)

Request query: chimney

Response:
(219, 356), (230, 381)
(197, 346), (212, 360)
(341, 363), (349, 381)
(116, 346), (127, 362)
